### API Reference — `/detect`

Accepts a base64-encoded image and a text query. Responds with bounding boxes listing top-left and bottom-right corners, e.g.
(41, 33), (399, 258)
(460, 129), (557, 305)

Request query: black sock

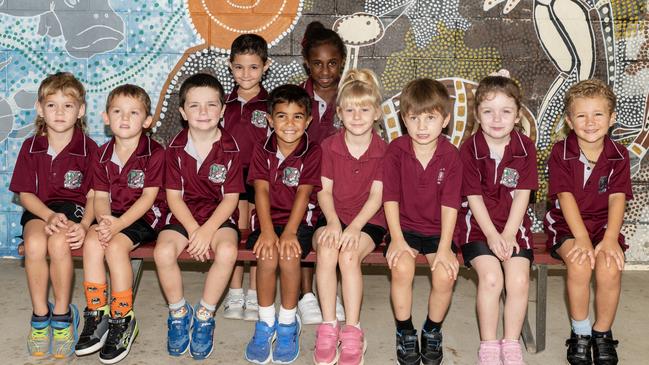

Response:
(51, 310), (72, 323)
(423, 316), (442, 332)
(31, 311), (50, 323)
(592, 329), (612, 338)
(396, 317), (414, 332)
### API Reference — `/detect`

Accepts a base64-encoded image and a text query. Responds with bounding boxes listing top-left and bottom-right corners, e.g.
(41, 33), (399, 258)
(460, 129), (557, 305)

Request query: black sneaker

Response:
(99, 311), (138, 364)
(396, 329), (421, 365)
(566, 331), (593, 365)
(75, 306), (109, 356)
(420, 329), (443, 365)
(592, 334), (618, 365)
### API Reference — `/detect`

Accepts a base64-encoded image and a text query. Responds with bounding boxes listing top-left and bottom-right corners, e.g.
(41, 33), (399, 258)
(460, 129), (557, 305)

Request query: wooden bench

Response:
(58, 231), (558, 353)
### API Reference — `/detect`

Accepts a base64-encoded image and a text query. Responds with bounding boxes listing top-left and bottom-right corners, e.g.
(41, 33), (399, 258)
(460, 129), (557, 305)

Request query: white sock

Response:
(259, 305), (276, 327)
(169, 298), (186, 311)
(278, 305), (297, 325)
(229, 288), (244, 296)
(323, 320), (338, 328)
(247, 289), (257, 298)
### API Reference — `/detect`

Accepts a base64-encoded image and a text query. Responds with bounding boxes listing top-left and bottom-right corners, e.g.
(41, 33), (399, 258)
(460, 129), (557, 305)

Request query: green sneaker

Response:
(51, 304), (80, 359)
(27, 320), (51, 357)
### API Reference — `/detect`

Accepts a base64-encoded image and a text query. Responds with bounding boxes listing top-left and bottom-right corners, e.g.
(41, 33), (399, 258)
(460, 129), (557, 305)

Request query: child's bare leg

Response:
(593, 253), (622, 332)
(338, 235), (374, 325)
(471, 255), (503, 340)
(256, 246), (279, 307)
(426, 253), (455, 323)
(502, 257), (530, 340)
(153, 230), (189, 304)
(230, 200), (249, 290)
(104, 234), (135, 293)
(202, 228), (238, 306)
(23, 220), (50, 315)
(301, 265), (314, 294)
(47, 224), (74, 314)
(314, 227), (338, 322)
(557, 240), (593, 321)
(83, 226), (107, 284)
(249, 266), (257, 290)
(279, 254), (302, 309)
(230, 265), (244, 289)
(390, 254), (416, 321)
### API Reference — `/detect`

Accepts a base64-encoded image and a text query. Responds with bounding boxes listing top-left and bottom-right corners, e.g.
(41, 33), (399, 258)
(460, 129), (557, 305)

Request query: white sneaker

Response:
(223, 290), (244, 320)
(243, 292), (259, 321)
(335, 296), (345, 322)
(298, 292), (323, 325)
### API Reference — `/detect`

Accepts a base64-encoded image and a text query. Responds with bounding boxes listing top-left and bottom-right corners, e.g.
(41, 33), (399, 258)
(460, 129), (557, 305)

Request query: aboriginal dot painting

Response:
(1, 0), (648, 261)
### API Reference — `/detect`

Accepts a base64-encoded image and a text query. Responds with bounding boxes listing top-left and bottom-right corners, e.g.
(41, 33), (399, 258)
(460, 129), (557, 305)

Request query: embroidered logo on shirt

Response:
(282, 167), (301, 187)
(208, 164), (228, 184)
(63, 170), (83, 189)
(598, 176), (608, 193)
(251, 110), (268, 128)
(127, 169), (145, 189)
(500, 167), (520, 188)
(437, 168), (446, 185)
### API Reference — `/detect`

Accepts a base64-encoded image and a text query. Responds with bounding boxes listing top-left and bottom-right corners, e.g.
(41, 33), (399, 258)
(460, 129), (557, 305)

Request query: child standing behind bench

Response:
(544, 79), (632, 365)
(10, 72), (97, 359)
(244, 84), (322, 364)
(76, 84), (165, 364)
(383, 78), (462, 365)
(154, 73), (243, 360)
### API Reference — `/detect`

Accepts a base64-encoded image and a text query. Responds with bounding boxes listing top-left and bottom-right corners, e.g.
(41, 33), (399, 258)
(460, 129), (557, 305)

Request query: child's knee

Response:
(391, 260), (415, 281)
(338, 251), (361, 271)
(104, 241), (130, 262)
(567, 260), (593, 281)
(23, 238), (48, 260)
(595, 263), (622, 286)
(278, 256), (301, 271)
(153, 242), (178, 266)
(432, 272), (455, 291)
(213, 241), (238, 265)
(316, 245), (339, 266)
(480, 271), (504, 291)
(47, 235), (72, 260)
(506, 274), (529, 293)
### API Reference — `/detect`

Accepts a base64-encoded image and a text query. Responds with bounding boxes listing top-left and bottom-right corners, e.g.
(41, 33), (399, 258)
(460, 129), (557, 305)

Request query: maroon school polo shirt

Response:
(248, 133), (322, 229)
(300, 78), (338, 144)
(93, 134), (165, 228)
(544, 132), (632, 249)
(382, 135), (462, 236)
(165, 128), (244, 226)
(457, 130), (538, 248)
(321, 129), (387, 228)
(222, 86), (270, 168)
(10, 127), (98, 207)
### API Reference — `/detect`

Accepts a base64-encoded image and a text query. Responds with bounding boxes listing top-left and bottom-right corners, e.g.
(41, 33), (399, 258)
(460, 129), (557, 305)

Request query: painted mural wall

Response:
(0, 0), (647, 262)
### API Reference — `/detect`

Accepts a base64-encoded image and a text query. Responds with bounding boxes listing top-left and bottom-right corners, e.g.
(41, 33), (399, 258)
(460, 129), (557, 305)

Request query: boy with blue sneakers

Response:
(244, 84), (322, 364)
(153, 73), (243, 359)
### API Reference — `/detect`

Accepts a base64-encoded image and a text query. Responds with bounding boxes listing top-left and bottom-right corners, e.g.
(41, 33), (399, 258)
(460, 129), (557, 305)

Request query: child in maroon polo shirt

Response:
(544, 79), (632, 365)
(244, 84), (322, 364)
(77, 84), (165, 363)
(10, 72), (97, 359)
(383, 78), (462, 365)
(457, 72), (538, 365)
(153, 73), (243, 360)
(298, 21), (347, 323)
(222, 34), (270, 322)
(312, 69), (387, 365)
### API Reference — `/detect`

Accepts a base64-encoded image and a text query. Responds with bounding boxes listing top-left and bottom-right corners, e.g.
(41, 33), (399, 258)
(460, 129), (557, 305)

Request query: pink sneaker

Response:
(339, 325), (367, 365)
(313, 323), (339, 365)
(500, 339), (525, 365)
(478, 340), (502, 365)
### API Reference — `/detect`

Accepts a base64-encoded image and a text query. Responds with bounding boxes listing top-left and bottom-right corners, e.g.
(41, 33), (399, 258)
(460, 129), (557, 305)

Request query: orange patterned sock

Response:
(83, 281), (108, 310)
(110, 288), (133, 318)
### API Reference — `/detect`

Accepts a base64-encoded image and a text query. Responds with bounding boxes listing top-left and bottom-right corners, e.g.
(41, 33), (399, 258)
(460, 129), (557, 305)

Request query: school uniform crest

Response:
(127, 169), (145, 189)
(282, 167), (300, 187)
(598, 176), (608, 193)
(208, 163), (227, 184)
(500, 168), (520, 188)
(64, 170), (83, 189)
(436, 168), (446, 185)
(251, 110), (268, 128)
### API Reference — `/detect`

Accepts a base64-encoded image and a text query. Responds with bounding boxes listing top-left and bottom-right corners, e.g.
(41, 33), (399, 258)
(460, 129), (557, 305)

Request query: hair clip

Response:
(489, 69), (511, 78)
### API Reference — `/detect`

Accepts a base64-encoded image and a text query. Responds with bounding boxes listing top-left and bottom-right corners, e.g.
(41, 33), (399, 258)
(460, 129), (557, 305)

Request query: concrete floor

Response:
(1, 259), (648, 365)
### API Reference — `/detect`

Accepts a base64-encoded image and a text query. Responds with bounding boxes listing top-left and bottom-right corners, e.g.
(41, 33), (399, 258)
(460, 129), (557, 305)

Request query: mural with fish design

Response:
(0, 0), (648, 262)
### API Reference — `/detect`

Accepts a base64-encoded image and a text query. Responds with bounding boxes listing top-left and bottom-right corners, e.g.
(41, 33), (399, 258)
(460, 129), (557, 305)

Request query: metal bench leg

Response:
(521, 264), (548, 353)
(130, 258), (144, 301)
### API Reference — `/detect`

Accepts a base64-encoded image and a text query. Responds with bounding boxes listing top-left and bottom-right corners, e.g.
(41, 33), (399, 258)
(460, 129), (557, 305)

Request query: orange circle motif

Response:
(188, 0), (303, 50)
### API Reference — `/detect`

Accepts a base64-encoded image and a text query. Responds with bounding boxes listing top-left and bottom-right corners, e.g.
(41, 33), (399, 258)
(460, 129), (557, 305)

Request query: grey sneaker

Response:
(243, 292), (259, 321)
(223, 291), (245, 320)
(75, 306), (109, 356)
(99, 311), (139, 364)
(51, 304), (80, 359)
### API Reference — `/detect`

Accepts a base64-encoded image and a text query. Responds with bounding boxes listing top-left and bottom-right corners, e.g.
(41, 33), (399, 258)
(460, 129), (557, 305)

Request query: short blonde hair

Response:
(399, 78), (450, 118)
(36, 72), (87, 135)
(564, 79), (616, 116)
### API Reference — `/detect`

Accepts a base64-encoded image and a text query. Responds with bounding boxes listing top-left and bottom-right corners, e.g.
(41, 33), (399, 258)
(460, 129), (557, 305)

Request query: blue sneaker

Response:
(272, 315), (301, 364)
(167, 303), (193, 356)
(51, 303), (80, 359)
(245, 320), (276, 364)
(190, 306), (215, 359)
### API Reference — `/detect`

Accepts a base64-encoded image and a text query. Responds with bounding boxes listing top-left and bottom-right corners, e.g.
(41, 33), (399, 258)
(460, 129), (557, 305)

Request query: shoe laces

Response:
(52, 324), (72, 341)
(105, 318), (128, 347)
(245, 296), (258, 308)
(80, 311), (100, 337)
(227, 294), (245, 308)
(501, 341), (523, 362)
(399, 333), (418, 353)
(594, 336), (619, 353)
(422, 331), (441, 352)
(30, 327), (49, 341)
